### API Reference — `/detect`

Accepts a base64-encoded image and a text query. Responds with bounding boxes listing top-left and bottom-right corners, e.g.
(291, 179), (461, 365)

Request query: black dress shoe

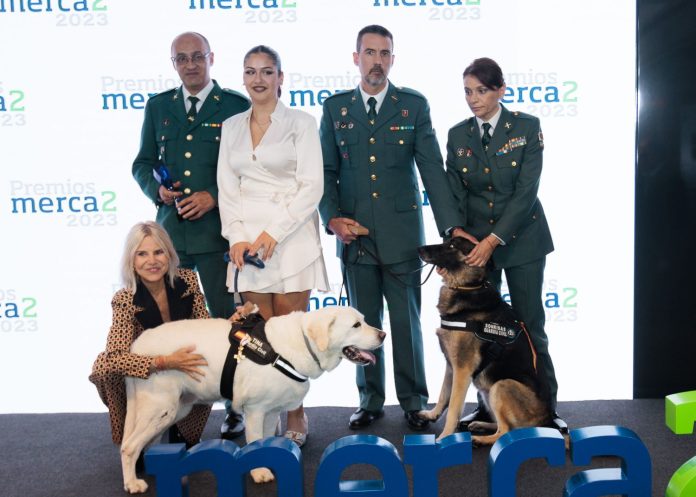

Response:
(458, 407), (492, 432)
(349, 408), (384, 429)
(547, 412), (569, 434)
(220, 412), (245, 440)
(404, 410), (429, 431)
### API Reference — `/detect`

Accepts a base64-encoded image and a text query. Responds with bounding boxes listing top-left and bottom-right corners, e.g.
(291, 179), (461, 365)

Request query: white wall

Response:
(0, 0), (636, 413)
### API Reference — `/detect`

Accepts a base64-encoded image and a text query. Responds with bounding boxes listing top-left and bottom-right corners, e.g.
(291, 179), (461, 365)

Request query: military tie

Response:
(187, 96), (199, 123)
(481, 122), (492, 150)
(367, 96), (377, 125)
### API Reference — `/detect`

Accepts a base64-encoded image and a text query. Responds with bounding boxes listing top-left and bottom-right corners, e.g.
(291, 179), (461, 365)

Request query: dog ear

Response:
(306, 311), (336, 352)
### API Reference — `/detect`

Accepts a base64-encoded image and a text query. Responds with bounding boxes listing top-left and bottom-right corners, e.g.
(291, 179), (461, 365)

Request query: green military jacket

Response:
(445, 105), (554, 269)
(319, 82), (461, 265)
(132, 80), (250, 255)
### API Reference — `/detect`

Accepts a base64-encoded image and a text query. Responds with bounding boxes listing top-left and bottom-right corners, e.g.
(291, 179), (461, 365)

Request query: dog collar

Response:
(446, 284), (483, 291)
(301, 331), (323, 371)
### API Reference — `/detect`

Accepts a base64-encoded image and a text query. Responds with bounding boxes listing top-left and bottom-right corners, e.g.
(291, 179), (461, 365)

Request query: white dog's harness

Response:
(220, 314), (308, 400)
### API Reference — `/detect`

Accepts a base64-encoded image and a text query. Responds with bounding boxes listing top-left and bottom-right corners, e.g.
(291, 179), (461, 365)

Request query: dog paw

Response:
(418, 409), (440, 421)
(251, 467), (275, 483)
(124, 478), (149, 494)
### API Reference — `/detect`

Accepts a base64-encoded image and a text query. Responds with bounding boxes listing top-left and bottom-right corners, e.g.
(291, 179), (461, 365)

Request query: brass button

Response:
(369, 137), (376, 144)
(184, 152), (192, 159)
(186, 134), (193, 141)
(369, 155), (376, 163)
(340, 140), (345, 146)
(160, 135), (166, 141)
(532, 214), (537, 220)
(488, 202), (494, 208)
(398, 139), (404, 145)
(412, 204), (417, 210)
(371, 174), (377, 181)
(488, 185), (494, 191)
(372, 192), (379, 199)
(511, 161), (517, 167)
(183, 188), (192, 195)
(462, 167), (468, 173)
(489, 219), (495, 224)
(215, 136), (220, 141)
(484, 167), (490, 174)
(184, 170), (191, 177)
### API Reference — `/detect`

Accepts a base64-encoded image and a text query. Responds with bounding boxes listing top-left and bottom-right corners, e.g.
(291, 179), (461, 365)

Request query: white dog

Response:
(120, 305), (385, 494)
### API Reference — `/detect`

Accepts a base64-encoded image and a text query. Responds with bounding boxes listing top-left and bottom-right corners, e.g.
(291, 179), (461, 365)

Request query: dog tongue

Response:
(342, 346), (376, 366)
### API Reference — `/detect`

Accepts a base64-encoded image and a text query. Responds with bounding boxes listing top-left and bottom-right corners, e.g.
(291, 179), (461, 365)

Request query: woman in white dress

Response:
(217, 45), (330, 447)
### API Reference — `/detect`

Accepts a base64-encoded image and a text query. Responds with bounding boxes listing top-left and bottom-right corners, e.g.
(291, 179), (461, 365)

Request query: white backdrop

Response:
(0, 0), (636, 413)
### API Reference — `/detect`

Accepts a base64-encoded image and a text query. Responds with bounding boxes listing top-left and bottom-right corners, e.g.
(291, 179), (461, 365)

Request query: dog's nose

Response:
(378, 331), (387, 341)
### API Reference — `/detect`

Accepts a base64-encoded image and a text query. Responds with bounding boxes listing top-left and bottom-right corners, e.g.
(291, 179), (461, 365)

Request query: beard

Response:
(364, 66), (386, 87)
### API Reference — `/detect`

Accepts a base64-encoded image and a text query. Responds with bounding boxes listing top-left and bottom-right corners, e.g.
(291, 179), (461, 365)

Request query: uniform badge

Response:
(173, 93), (179, 100)
(538, 130), (544, 148)
(340, 122), (347, 129)
(456, 148), (465, 157)
(504, 122), (512, 129)
(402, 109), (409, 118)
(341, 107), (348, 116)
(213, 95), (220, 101)
(348, 122), (354, 129)
(466, 147), (473, 157)
(342, 152), (349, 159)
(334, 121), (341, 129)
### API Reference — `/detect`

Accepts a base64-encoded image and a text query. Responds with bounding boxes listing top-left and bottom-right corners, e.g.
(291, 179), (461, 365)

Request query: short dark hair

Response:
(463, 57), (505, 90)
(356, 24), (393, 52)
(244, 45), (283, 97)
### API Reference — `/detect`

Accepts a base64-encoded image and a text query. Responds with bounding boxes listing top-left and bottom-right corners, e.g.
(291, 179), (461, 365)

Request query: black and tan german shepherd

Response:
(417, 237), (553, 445)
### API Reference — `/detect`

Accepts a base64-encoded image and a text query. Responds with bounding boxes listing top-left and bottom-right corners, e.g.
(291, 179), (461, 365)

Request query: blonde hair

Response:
(121, 221), (180, 292)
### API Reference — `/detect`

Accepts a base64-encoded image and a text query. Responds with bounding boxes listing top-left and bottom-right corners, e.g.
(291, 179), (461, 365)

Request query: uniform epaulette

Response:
(148, 87), (177, 102)
(324, 89), (354, 102)
(511, 110), (537, 121)
(395, 86), (426, 100)
(222, 87), (250, 103)
(450, 117), (473, 131)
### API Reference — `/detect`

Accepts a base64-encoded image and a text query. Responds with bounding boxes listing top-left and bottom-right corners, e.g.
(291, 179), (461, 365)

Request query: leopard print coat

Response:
(89, 268), (212, 444)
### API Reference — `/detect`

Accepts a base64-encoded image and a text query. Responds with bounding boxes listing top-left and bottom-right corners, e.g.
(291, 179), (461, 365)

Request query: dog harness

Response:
(220, 314), (308, 401)
(440, 305), (538, 377)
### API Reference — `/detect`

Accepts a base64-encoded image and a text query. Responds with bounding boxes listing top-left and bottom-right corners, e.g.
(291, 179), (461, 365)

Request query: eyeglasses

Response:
(171, 52), (210, 66)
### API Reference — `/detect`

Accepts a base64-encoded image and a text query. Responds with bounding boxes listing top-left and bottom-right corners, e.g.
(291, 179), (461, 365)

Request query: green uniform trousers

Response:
(178, 251), (233, 320)
(344, 258), (428, 412)
(488, 256), (558, 407)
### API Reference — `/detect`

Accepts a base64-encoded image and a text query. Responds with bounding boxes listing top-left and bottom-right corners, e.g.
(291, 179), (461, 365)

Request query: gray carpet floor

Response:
(0, 400), (693, 496)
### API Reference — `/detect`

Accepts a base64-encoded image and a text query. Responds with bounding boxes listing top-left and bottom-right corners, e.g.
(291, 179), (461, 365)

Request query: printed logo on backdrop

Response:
(286, 72), (360, 108)
(9, 180), (118, 228)
(101, 76), (178, 111)
(0, 289), (38, 333)
(0, 0), (109, 27)
(503, 70), (579, 118)
(371, 0), (481, 22)
(0, 81), (26, 127)
(501, 278), (578, 323)
(188, 0), (297, 24)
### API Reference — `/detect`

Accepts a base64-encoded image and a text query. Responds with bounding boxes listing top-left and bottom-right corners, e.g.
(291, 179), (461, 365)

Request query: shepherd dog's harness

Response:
(219, 313), (309, 401)
(439, 284), (539, 377)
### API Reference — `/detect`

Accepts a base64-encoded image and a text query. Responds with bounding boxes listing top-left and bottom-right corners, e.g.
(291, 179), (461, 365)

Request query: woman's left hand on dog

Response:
(158, 345), (208, 381)
(464, 235), (500, 267)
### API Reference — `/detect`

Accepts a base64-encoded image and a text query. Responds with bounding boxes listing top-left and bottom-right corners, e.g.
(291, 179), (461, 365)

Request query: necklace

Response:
(252, 115), (271, 129)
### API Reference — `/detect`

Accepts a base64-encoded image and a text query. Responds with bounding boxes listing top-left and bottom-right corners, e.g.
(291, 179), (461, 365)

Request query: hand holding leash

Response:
(230, 242), (254, 270)
(328, 217), (367, 245)
(156, 345), (208, 382)
(249, 231), (277, 261)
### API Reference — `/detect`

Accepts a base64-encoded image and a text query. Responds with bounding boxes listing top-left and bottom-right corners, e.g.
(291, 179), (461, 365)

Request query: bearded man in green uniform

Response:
(319, 25), (462, 431)
(132, 31), (249, 440)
